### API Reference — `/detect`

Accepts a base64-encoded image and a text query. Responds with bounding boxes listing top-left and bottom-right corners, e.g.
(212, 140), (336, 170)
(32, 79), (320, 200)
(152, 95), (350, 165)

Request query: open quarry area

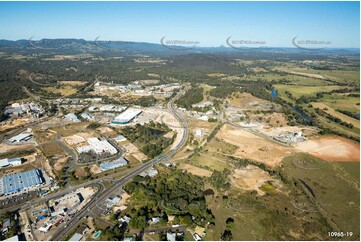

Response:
(295, 136), (360, 162)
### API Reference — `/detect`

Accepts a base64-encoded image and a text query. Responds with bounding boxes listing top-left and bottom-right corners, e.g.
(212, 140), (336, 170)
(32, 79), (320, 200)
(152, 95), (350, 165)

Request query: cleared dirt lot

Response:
(230, 93), (280, 110)
(247, 112), (288, 128)
(0, 142), (35, 153)
(311, 102), (360, 128)
(178, 163), (213, 177)
(216, 124), (294, 167)
(230, 165), (280, 195)
(295, 136), (360, 162)
(59, 80), (86, 86)
(120, 141), (148, 162)
(90, 164), (101, 174)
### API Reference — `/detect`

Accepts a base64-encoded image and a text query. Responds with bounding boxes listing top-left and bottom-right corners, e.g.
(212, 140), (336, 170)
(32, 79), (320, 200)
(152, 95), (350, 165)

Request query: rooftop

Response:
(68, 233), (83, 241)
(112, 109), (142, 124)
(100, 157), (128, 171)
(8, 133), (32, 143)
(0, 169), (43, 195)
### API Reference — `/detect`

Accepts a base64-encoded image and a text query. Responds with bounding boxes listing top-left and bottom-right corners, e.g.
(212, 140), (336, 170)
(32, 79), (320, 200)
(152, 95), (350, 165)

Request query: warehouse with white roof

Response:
(8, 133), (32, 143)
(77, 138), (117, 155)
(112, 109), (142, 124)
(0, 158), (22, 168)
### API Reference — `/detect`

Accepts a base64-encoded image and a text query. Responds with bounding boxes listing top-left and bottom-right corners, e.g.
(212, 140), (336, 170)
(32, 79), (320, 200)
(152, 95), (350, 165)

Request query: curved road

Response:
(51, 90), (189, 241)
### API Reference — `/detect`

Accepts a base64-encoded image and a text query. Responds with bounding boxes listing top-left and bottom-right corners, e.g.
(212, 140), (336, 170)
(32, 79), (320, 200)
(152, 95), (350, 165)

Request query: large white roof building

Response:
(112, 109), (142, 124)
(77, 138), (117, 155)
(0, 158), (22, 168)
(8, 133), (32, 143)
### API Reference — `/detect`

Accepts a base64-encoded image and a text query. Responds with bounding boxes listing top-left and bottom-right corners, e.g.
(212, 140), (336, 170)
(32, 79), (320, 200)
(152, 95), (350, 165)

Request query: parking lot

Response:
(0, 190), (38, 209)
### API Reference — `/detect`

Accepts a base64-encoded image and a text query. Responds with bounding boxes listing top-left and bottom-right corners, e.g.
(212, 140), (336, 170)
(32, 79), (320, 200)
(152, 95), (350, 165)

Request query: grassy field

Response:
(204, 183), (332, 240)
(188, 152), (232, 171)
(200, 83), (216, 92)
(42, 85), (78, 96)
(40, 142), (67, 158)
(336, 162), (360, 181)
(319, 94), (360, 113)
(184, 137), (339, 240)
(303, 104), (360, 139)
(274, 84), (345, 99)
(281, 153), (360, 238)
(311, 102), (360, 128)
(207, 138), (239, 155)
(274, 64), (360, 84)
(247, 72), (331, 86)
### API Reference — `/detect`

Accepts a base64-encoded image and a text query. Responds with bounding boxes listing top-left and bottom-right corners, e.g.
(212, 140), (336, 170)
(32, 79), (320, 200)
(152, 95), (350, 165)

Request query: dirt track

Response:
(295, 136), (360, 162)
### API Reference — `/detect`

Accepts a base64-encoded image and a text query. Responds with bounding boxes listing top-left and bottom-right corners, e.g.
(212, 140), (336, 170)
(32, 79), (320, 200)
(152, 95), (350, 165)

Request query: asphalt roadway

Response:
(50, 91), (189, 241)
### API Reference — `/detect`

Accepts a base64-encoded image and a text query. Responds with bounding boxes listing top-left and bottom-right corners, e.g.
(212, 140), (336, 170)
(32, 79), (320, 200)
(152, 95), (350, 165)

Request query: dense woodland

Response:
(175, 86), (203, 109)
(120, 122), (174, 158)
(123, 167), (214, 229)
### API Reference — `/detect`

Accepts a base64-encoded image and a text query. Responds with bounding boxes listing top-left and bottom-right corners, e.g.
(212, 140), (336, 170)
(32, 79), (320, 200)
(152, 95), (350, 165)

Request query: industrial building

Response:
(114, 135), (127, 143)
(0, 169), (44, 196)
(8, 133), (32, 143)
(77, 138), (117, 155)
(193, 101), (213, 108)
(4, 235), (19, 241)
(0, 158), (22, 168)
(64, 113), (81, 123)
(139, 168), (158, 178)
(68, 233), (83, 241)
(105, 196), (121, 208)
(100, 157), (128, 171)
(80, 112), (93, 120)
(112, 109), (142, 124)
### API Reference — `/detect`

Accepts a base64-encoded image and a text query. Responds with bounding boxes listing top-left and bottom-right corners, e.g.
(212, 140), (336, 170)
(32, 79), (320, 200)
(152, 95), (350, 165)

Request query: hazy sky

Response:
(0, 1), (359, 48)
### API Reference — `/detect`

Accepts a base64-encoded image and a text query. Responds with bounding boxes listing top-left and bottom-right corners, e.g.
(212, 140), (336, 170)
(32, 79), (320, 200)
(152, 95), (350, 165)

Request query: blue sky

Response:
(0, 1), (359, 48)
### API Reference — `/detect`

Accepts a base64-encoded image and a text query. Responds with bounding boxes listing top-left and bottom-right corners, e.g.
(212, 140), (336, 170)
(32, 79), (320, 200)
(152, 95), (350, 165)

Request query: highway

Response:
(50, 90), (189, 241)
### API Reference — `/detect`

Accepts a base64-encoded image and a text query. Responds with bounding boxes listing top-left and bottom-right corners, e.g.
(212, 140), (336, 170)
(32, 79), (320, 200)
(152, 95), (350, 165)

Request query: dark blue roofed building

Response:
(0, 169), (44, 196)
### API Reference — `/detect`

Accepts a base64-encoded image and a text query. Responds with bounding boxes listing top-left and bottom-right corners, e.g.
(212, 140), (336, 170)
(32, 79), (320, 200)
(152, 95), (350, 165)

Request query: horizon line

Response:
(0, 38), (360, 50)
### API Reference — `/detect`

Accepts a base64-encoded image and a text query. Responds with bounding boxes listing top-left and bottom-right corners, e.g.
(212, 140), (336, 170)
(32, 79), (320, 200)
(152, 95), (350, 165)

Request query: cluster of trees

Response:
(131, 96), (157, 107)
(121, 122), (174, 158)
(315, 108), (354, 129)
(123, 168), (213, 229)
(0, 212), (20, 240)
(0, 79), (29, 121)
(336, 109), (360, 120)
(219, 217), (234, 240)
(101, 223), (128, 241)
(175, 86), (203, 110)
(209, 86), (238, 98)
(210, 168), (231, 190)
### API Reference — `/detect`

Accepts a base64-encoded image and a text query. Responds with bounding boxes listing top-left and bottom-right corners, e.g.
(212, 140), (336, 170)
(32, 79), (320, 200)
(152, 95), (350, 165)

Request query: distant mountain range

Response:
(0, 38), (359, 56)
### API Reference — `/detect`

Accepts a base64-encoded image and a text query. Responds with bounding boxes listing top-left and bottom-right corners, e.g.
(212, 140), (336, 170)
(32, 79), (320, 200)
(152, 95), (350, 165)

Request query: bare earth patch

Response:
(96, 126), (117, 137)
(63, 134), (86, 146)
(113, 192), (130, 212)
(230, 165), (281, 195)
(59, 80), (86, 86)
(230, 93), (278, 110)
(89, 164), (102, 174)
(121, 142), (148, 162)
(216, 124), (294, 167)
(294, 136), (360, 162)
(288, 71), (326, 79)
(178, 163), (213, 177)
